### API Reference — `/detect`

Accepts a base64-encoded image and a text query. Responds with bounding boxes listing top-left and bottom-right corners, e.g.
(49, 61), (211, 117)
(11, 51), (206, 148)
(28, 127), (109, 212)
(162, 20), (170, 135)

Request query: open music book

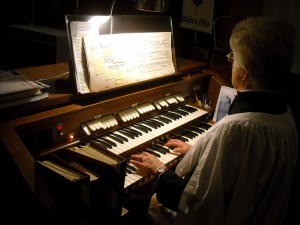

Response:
(83, 32), (175, 92)
(66, 15), (177, 95)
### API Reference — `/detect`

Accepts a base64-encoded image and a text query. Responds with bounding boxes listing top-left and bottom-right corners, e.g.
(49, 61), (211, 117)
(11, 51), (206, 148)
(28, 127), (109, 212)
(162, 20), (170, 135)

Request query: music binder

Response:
(0, 88), (43, 103)
(40, 148), (126, 225)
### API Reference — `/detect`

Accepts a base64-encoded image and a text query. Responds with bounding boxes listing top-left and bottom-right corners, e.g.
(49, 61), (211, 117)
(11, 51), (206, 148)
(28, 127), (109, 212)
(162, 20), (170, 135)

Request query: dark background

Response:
(0, 0), (266, 71)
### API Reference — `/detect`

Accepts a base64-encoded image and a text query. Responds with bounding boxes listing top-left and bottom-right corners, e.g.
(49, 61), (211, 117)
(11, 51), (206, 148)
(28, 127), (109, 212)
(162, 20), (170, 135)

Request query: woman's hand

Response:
(130, 151), (166, 177)
(165, 139), (192, 155)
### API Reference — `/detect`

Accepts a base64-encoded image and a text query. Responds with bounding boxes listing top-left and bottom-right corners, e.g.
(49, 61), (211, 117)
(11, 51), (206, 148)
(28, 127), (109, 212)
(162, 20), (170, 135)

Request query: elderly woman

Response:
(127, 17), (298, 225)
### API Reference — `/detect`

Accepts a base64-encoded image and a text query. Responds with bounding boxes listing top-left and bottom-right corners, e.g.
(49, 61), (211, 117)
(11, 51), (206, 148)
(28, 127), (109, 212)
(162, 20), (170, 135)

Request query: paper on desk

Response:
(0, 71), (47, 96)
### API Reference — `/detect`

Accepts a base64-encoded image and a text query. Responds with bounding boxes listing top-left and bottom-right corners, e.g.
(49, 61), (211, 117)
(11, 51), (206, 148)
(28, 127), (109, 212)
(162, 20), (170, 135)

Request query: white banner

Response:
(180, 0), (215, 34)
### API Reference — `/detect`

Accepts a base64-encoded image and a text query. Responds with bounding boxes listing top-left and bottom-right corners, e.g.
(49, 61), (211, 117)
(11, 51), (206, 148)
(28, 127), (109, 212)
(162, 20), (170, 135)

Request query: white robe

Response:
(150, 109), (298, 225)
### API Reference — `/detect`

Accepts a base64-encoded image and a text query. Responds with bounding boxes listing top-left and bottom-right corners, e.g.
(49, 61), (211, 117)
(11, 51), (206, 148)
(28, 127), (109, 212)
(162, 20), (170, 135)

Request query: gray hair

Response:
(229, 16), (297, 90)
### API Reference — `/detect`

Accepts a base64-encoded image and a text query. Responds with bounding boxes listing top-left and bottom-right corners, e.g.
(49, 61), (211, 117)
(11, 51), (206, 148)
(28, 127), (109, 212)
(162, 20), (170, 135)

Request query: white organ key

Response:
(165, 96), (177, 104)
(86, 121), (97, 131)
(154, 101), (161, 110)
(96, 118), (106, 129)
(142, 105), (149, 113)
(91, 120), (101, 130)
(124, 111), (132, 121)
(131, 108), (140, 118)
(118, 111), (127, 122)
(106, 116), (115, 127)
(108, 115), (118, 126)
(81, 124), (91, 135)
(174, 93), (185, 102)
(149, 104), (156, 111)
(157, 99), (168, 107)
(136, 107), (144, 114)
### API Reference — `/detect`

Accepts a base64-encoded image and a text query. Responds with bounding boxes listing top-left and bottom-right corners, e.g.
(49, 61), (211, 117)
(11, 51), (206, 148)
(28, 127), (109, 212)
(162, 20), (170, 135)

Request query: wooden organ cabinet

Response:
(0, 58), (228, 225)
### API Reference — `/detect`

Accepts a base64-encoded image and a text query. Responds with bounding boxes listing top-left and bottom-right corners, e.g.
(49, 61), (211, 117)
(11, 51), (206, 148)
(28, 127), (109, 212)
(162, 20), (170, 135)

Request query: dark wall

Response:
(0, 0), (264, 70)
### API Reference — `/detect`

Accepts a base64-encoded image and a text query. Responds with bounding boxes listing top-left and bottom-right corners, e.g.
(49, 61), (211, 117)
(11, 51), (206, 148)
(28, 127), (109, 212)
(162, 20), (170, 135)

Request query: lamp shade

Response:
(134, 0), (169, 12)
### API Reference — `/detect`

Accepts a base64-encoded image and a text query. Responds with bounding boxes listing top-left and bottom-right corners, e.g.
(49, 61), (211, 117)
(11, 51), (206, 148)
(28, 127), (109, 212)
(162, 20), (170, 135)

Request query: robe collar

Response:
(228, 90), (287, 115)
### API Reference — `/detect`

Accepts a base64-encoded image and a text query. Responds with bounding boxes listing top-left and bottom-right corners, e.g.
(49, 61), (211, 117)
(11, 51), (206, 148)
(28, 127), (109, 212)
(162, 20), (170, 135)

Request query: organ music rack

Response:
(0, 58), (228, 225)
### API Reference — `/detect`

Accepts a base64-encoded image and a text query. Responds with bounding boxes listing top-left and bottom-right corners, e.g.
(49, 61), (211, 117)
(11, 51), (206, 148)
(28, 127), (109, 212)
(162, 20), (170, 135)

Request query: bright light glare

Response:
(87, 16), (110, 26)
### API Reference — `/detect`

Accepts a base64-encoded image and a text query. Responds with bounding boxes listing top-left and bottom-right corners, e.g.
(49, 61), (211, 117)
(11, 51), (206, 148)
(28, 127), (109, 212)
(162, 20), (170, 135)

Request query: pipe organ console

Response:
(0, 64), (227, 225)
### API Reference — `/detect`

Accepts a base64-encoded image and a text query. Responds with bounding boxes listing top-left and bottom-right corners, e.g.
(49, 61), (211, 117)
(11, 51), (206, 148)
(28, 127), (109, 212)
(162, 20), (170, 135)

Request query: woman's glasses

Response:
(226, 52), (234, 62)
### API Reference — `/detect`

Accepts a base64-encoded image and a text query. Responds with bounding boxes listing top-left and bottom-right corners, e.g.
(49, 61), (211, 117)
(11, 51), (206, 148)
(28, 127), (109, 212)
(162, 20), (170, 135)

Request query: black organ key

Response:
(172, 109), (189, 116)
(191, 124), (210, 133)
(158, 140), (175, 150)
(175, 130), (194, 139)
(170, 134), (188, 142)
(179, 105), (197, 113)
(144, 149), (161, 158)
(154, 143), (170, 153)
(162, 112), (179, 120)
(92, 140), (109, 149)
(154, 116), (172, 124)
(178, 129), (197, 138)
(123, 128), (140, 137)
(133, 124), (149, 133)
(95, 138), (112, 149)
(148, 119), (164, 127)
(127, 127), (143, 136)
(127, 164), (137, 171)
(167, 111), (182, 119)
(100, 137), (117, 147)
(112, 132), (128, 142)
(137, 123), (152, 132)
(196, 122), (212, 130)
(107, 134), (124, 144)
(187, 126), (204, 134)
(142, 120), (158, 129)
(118, 130), (135, 139)
(157, 140), (167, 145)
(148, 146), (166, 155)
(191, 125), (206, 133)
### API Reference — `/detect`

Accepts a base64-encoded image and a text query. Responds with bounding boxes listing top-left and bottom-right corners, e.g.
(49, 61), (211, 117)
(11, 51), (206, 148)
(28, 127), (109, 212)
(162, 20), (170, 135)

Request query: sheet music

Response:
(69, 21), (99, 94)
(83, 32), (175, 92)
(213, 86), (237, 122)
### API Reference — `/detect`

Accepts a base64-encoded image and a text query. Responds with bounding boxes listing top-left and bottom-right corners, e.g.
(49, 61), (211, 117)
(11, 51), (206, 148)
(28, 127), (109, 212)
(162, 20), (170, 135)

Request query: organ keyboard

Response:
(69, 102), (211, 192)
(0, 64), (227, 225)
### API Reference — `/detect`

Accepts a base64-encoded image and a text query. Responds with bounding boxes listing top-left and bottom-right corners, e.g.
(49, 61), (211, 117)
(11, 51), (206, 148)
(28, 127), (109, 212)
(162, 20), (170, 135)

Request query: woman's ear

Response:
(239, 68), (253, 88)
(239, 68), (249, 81)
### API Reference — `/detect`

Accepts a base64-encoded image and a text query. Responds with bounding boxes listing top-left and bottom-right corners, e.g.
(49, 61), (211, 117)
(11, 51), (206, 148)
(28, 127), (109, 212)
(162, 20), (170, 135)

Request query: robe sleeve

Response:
(156, 165), (196, 211)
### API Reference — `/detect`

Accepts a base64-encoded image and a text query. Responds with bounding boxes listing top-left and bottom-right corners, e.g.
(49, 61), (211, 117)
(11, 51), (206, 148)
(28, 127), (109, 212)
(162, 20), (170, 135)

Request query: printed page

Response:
(69, 21), (100, 94)
(83, 32), (175, 92)
(213, 86), (237, 122)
